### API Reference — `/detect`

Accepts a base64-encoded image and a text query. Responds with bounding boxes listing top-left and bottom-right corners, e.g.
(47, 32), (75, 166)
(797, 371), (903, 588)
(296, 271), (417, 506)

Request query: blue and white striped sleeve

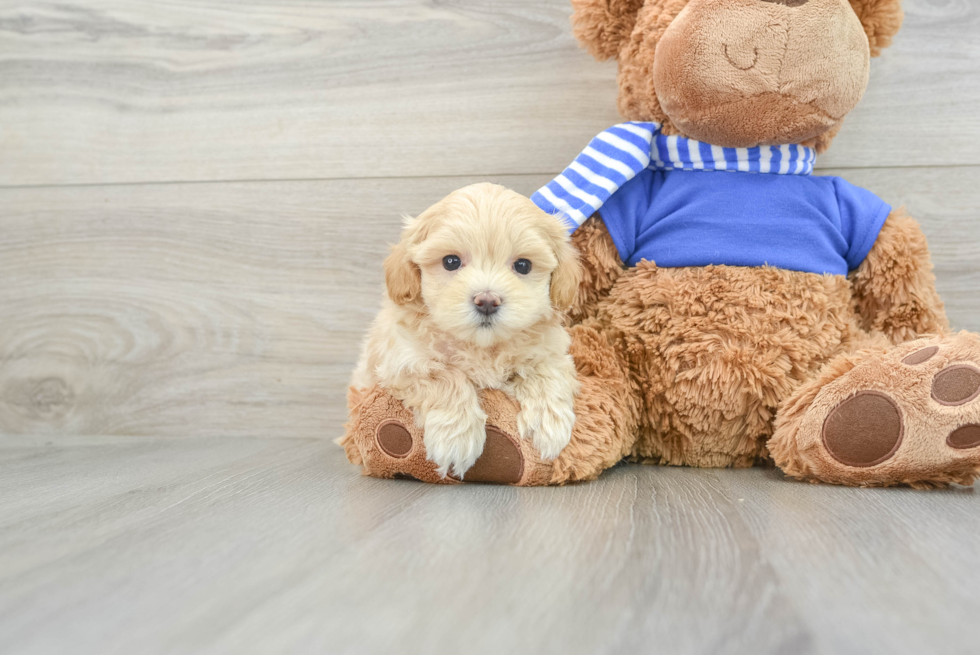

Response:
(532, 122), (660, 232)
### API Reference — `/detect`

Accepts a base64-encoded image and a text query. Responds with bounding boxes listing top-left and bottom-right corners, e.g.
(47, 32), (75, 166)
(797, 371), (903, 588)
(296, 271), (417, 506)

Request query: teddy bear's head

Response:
(571, 0), (903, 152)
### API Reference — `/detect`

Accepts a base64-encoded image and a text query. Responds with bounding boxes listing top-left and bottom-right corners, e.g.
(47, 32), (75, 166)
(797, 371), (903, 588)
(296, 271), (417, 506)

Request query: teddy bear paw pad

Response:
(901, 345), (938, 366)
(931, 365), (980, 406)
(822, 391), (903, 468)
(462, 427), (524, 484)
(775, 333), (980, 487)
(376, 420), (413, 458)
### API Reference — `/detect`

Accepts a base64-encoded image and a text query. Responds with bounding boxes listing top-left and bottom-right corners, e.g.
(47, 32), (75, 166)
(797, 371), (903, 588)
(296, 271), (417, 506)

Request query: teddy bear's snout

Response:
(652, 0), (869, 148)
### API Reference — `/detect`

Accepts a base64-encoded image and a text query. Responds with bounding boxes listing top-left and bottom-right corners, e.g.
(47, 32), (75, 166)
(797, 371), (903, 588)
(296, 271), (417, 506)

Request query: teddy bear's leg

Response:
(770, 332), (980, 488)
(550, 321), (640, 483)
(340, 383), (542, 485)
(339, 322), (638, 485)
(600, 262), (859, 469)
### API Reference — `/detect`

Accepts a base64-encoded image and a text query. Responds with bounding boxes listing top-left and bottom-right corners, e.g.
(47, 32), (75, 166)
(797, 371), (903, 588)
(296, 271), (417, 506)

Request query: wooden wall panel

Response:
(0, 0), (978, 186)
(2, 168), (977, 438)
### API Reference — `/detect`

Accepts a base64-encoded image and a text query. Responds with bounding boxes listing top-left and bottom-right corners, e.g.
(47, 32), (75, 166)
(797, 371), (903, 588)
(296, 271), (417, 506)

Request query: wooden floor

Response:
(2, 1), (979, 653)
(3, 436), (980, 655)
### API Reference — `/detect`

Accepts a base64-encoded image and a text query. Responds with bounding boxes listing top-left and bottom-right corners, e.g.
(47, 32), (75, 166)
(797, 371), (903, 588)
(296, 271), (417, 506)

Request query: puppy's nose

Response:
(473, 292), (502, 316)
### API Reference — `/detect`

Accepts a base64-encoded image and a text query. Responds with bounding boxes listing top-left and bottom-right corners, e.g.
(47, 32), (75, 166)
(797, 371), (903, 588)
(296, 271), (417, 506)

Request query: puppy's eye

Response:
(442, 255), (462, 271)
(514, 259), (532, 275)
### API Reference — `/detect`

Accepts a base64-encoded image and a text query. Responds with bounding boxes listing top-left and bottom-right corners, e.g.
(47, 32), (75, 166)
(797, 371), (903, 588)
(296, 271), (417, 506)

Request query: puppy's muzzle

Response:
(473, 292), (502, 317)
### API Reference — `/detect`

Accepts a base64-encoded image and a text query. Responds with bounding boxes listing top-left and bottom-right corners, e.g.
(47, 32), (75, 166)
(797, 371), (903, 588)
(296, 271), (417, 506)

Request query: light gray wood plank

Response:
(720, 469), (980, 655)
(0, 0), (618, 187)
(1, 437), (978, 654)
(0, 174), (543, 439)
(0, 0), (977, 187)
(2, 168), (978, 440)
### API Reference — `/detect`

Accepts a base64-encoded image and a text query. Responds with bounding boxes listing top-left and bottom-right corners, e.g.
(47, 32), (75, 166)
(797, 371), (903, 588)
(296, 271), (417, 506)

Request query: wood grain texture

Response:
(2, 168), (978, 440)
(0, 0), (978, 187)
(0, 436), (977, 655)
(1, 1), (979, 651)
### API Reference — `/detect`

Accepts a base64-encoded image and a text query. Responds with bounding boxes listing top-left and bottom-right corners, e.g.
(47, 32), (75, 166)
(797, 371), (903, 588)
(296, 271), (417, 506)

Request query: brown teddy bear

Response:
(341, 0), (980, 488)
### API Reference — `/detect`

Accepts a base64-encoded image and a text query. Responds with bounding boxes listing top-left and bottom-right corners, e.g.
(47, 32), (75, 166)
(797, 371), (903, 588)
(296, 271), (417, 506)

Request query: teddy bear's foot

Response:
(340, 323), (639, 486)
(771, 332), (980, 488)
(339, 386), (557, 486)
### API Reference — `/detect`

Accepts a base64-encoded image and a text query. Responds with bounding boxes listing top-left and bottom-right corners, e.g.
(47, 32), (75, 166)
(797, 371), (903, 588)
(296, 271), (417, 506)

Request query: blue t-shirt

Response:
(598, 169), (892, 276)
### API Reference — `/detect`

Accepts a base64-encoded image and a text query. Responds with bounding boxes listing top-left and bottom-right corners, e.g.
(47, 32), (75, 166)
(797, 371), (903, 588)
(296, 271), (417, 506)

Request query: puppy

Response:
(350, 183), (582, 478)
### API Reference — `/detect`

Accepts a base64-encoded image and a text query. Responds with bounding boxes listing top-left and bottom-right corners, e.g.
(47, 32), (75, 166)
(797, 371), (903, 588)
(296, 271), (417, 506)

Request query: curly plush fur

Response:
(343, 0), (980, 488)
(571, 210), (943, 470)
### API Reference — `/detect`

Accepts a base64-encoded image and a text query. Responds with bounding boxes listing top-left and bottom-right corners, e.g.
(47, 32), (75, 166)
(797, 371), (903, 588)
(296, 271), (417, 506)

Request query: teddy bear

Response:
(340, 0), (980, 489)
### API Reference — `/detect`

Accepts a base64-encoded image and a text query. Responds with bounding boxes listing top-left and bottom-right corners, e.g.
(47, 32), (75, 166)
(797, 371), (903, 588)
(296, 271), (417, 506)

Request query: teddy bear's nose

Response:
(760, 0), (809, 6)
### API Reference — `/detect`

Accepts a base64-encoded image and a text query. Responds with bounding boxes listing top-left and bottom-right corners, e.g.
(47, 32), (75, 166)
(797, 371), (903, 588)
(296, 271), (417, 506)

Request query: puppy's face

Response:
(385, 183), (581, 347)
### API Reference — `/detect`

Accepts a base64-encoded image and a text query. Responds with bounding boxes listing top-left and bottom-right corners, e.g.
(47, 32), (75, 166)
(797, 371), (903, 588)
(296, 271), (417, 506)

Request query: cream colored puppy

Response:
(350, 183), (582, 478)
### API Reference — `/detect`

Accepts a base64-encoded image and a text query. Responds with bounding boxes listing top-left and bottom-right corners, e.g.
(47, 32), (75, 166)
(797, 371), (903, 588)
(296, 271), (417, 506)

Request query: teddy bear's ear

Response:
(848, 0), (904, 57)
(570, 0), (647, 61)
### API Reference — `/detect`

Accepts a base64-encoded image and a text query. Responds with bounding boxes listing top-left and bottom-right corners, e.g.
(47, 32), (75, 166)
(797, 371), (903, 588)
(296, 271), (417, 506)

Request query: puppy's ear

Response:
(549, 229), (584, 311)
(384, 207), (442, 306)
(383, 239), (421, 305)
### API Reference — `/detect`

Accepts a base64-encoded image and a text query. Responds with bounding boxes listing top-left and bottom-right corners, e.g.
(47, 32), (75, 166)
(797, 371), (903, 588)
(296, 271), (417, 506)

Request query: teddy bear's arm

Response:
(849, 208), (949, 344)
(568, 214), (626, 324)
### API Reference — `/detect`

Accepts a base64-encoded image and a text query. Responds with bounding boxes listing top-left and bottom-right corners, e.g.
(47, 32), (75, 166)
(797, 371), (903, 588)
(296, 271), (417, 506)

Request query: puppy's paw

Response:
(422, 409), (487, 479)
(517, 397), (575, 461)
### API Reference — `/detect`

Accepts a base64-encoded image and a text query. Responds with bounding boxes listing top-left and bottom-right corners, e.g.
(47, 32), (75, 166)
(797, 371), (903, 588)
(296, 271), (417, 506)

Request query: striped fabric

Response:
(532, 122), (817, 230)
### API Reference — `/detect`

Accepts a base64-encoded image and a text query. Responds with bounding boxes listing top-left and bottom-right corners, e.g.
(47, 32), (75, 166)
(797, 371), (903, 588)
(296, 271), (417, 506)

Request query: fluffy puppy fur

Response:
(350, 183), (583, 478)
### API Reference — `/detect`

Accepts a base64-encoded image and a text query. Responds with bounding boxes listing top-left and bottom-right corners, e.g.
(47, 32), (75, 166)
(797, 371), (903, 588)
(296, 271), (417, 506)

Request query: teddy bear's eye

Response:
(514, 259), (532, 275)
(442, 255), (462, 271)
